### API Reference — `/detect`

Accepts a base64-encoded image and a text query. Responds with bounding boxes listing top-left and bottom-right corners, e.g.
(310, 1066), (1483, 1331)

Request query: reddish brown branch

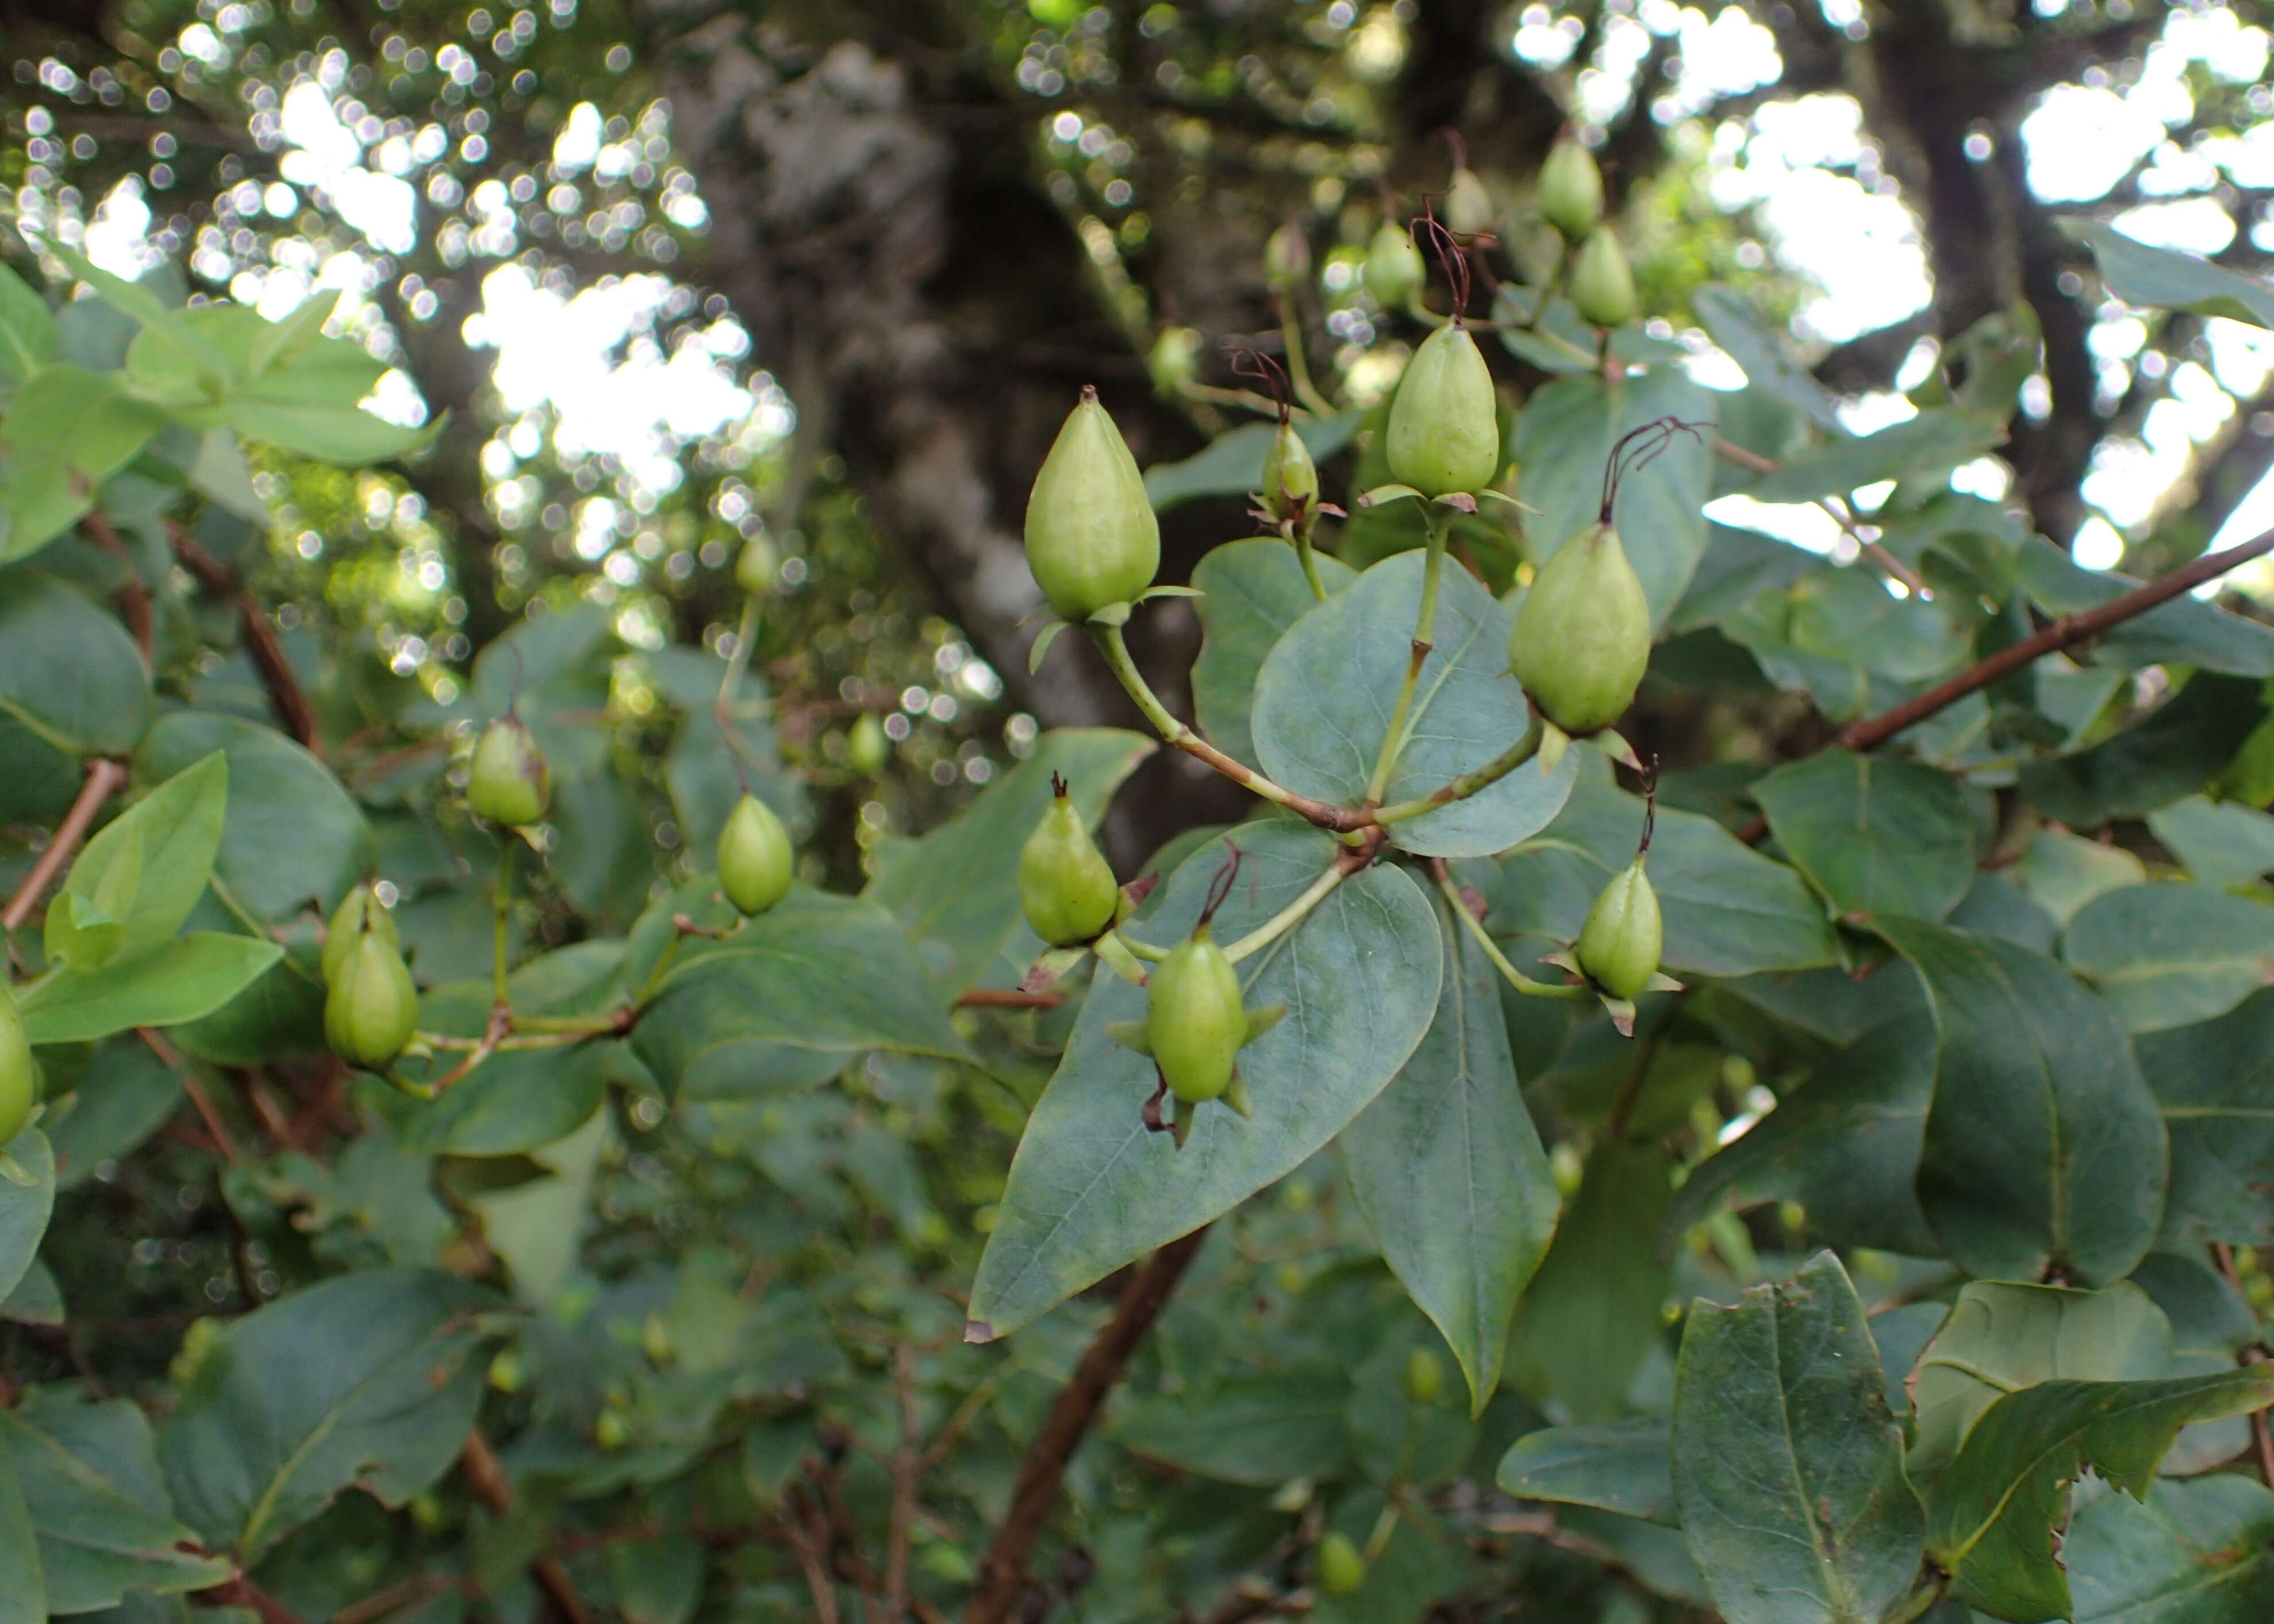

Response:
(2, 757), (129, 934)
(191, 1575), (309, 1624)
(80, 512), (152, 659)
(167, 522), (318, 749)
(965, 1226), (1211, 1624)
(459, 1431), (593, 1624)
(952, 988), (1067, 1010)
(2213, 1242), (2274, 1487)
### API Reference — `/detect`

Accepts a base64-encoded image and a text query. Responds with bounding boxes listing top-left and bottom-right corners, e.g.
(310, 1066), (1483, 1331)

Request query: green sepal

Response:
(1085, 600), (1134, 628)
(1435, 491), (1479, 514)
(1243, 1003), (1287, 1045)
(1476, 488), (1541, 515)
(385, 1069), (439, 1101)
(1641, 971), (1684, 994)
(1593, 728), (1644, 772)
(1107, 1019), (1154, 1056)
(0, 1140), (40, 1187)
(1540, 949), (1583, 979)
(1139, 584), (1203, 601)
(1599, 993), (1639, 1038)
(1355, 483), (1422, 509)
(1028, 617), (1072, 674)
(1094, 933), (1151, 987)
(1222, 1071), (1254, 1118)
(1537, 721), (1572, 776)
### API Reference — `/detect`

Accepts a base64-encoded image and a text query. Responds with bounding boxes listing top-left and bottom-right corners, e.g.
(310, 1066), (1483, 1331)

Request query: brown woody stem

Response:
(2, 757), (129, 934)
(168, 521), (319, 748)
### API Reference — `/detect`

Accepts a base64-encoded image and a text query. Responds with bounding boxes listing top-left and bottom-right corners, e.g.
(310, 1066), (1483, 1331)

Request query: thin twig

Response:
(2213, 1242), (2274, 1487)
(178, 1071), (241, 1164)
(966, 1227), (1212, 1624)
(80, 511), (153, 658)
(168, 521), (319, 749)
(783, 1486), (846, 1624)
(885, 1346), (920, 1619)
(330, 1573), (475, 1624)
(459, 1431), (593, 1624)
(2, 758), (129, 933)
(1710, 437), (1930, 596)
(193, 1575), (310, 1624)
(953, 988), (1067, 1010)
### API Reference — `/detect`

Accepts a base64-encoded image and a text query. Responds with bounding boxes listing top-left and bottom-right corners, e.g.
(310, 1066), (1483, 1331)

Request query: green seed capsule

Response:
(0, 983), (33, 1148)
(1444, 166), (1495, 237)
(1405, 1346), (1446, 1406)
(736, 533), (778, 595)
(324, 928), (418, 1069)
(1023, 386), (1161, 622)
(322, 883), (398, 986)
(1261, 419), (1320, 522)
(1365, 220), (1426, 308)
(717, 794), (794, 917)
(1509, 521), (1651, 736)
(1018, 777), (1119, 947)
(1318, 1531), (1368, 1597)
(1265, 222), (1312, 293)
(1148, 326), (1201, 395)
(467, 717), (551, 828)
(1539, 138), (1604, 241)
(1576, 857), (1663, 999)
(1147, 925), (1248, 1105)
(1386, 322), (1500, 498)
(848, 712), (890, 777)
(1570, 227), (1638, 328)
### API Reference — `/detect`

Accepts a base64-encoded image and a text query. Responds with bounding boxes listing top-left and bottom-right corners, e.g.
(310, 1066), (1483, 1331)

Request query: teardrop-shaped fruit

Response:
(1318, 1531), (1368, 1597)
(1576, 857), (1663, 999)
(736, 533), (778, 595)
(1444, 166), (1495, 236)
(1570, 227), (1638, 328)
(324, 928), (418, 1069)
(1265, 222), (1312, 292)
(0, 982), (34, 1148)
(1024, 386), (1161, 621)
(848, 711), (890, 776)
(595, 1407), (632, 1451)
(1405, 1346), (1446, 1406)
(1148, 325), (1200, 395)
(322, 883), (398, 986)
(1365, 219), (1425, 308)
(1018, 777), (1119, 947)
(1261, 419), (1319, 522)
(1147, 925), (1247, 1105)
(1509, 522), (1651, 735)
(1386, 322), (1500, 497)
(467, 717), (551, 828)
(717, 793), (794, 917)
(1539, 137), (1604, 241)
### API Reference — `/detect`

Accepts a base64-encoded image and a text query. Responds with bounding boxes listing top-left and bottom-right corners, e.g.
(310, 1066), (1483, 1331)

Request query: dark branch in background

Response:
(167, 522), (318, 749)
(459, 1430), (594, 1624)
(80, 513), (152, 659)
(965, 1227), (1210, 1624)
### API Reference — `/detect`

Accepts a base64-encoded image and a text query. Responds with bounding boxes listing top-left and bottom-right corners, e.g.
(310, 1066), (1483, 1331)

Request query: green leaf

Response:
(1741, 408), (2007, 502)
(1113, 1372), (1354, 1485)
(1141, 410), (1363, 511)
(2061, 883), (2274, 1033)
(215, 322), (433, 463)
(1509, 367), (1718, 628)
(0, 364), (166, 559)
(548, 767), (662, 931)
(1721, 565), (1970, 724)
(1505, 1141), (1673, 1423)
(1693, 285), (1843, 431)
(2, 1395), (232, 1609)
(1672, 1252), (1922, 1624)
(1496, 1421), (1676, 1525)
(2015, 537), (2274, 678)
(137, 713), (370, 921)
(1752, 748), (1976, 922)
(2083, 223), (2274, 329)
(647, 647), (808, 867)
(866, 728), (1154, 994)
(2016, 828), (2145, 926)
(1251, 548), (1580, 858)
(2066, 1473), (2274, 1623)
(45, 1040), (185, 1188)
(2137, 988), (2274, 1247)
(967, 820), (1441, 1341)
(1343, 895), (1558, 1413)
(1, 1260), (61, 1327)
(1668, 523), (1823, 636)
(2146, 796), (2274, 889)
(1667, 1010), (1940, 1256)
(17, 934), (284, 1044)
(56, 752), (226, 964)
(0, 569), (152, 755)
(160, 1267), (504, 1560)
(0, 264), (56, 386)
(2020, 674), (2271, 829)
(1877, 918), (2166, 1286)
(1480, 769), (1839, 977)
(0, 1418), (47, 1624)
(1908, 1280), (2173, 1486)
(1923, 1367), (2274, 1620)
(1190, 537), (1357, 768)
(633, 888), (971, 1100)
(0, 1129), (54, 1306)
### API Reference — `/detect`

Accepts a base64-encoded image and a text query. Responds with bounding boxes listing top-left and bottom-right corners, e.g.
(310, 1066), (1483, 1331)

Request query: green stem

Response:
(1111, 929), (1169, 964)
(1881, 1575), (1950, 1624)
(513, 1011), (624, 1035)
(1403, 293), (1449, 329)
(1432, 865), (1586, 1000)
(1523, 245), (1567, 332)
(722, 598), (759, 705)
(1222, 861), (1347, 964)
(1365, 509), (1449, 805)
(1373, 713), (1543, 826)
(1093, 932), (1150, 986)
(632, 934), (685, 1007)
(210, 875), (321, 984)
(491, 837), (515, 1009)
(1291, 518), (1327, 602)
(1276, 294), (1335, 419)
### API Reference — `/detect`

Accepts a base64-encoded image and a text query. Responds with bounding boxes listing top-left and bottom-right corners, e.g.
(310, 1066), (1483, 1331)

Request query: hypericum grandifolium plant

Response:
(8, 147), (2274, 1624)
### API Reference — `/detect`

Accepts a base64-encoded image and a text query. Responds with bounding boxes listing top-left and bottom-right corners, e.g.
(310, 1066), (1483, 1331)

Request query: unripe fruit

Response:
(1017, 777), (1119, 947)
(848, 711), (890, 776)
(322, 883), (397, 986)
(595, 1407), (632, 1451)
(488, 1349), (525, 1392)
(1365, 220), (1426, 308)
(1405, 1346), (1445, 1406)
(1318, 1531), (1368, 1596)
(717, 794), (794, 917)
(1577, 857), (1663, 999)
(640, 1311), (674, 1366)
(1024, 386), (1161, 622)
(736, 533), (778, 595)
(1444, 167), (1495, 237)
(1539, 138), (1604, 241)
(1147, 926), (1247, 1105)
(1148, 326), (1201, 395)
(467, 717), (551, 828)
(0, 983), (33, 1148)
(1509, 522), (1651, 735)
(1570, 227), (1638, 328)
(1265, 222), (1311, 293)
(1261, 419), (1319, 522)
(324, 928), (418, 1069)
(1385, 322), (1500, 497)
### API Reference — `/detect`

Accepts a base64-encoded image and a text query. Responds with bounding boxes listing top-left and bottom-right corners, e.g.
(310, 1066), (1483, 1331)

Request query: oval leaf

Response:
(0, 571), (151, 756)
(1191, 538), (1355, 769)
(1751, 747), (1975, 922)
(2061, 883), (2274, 1034)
